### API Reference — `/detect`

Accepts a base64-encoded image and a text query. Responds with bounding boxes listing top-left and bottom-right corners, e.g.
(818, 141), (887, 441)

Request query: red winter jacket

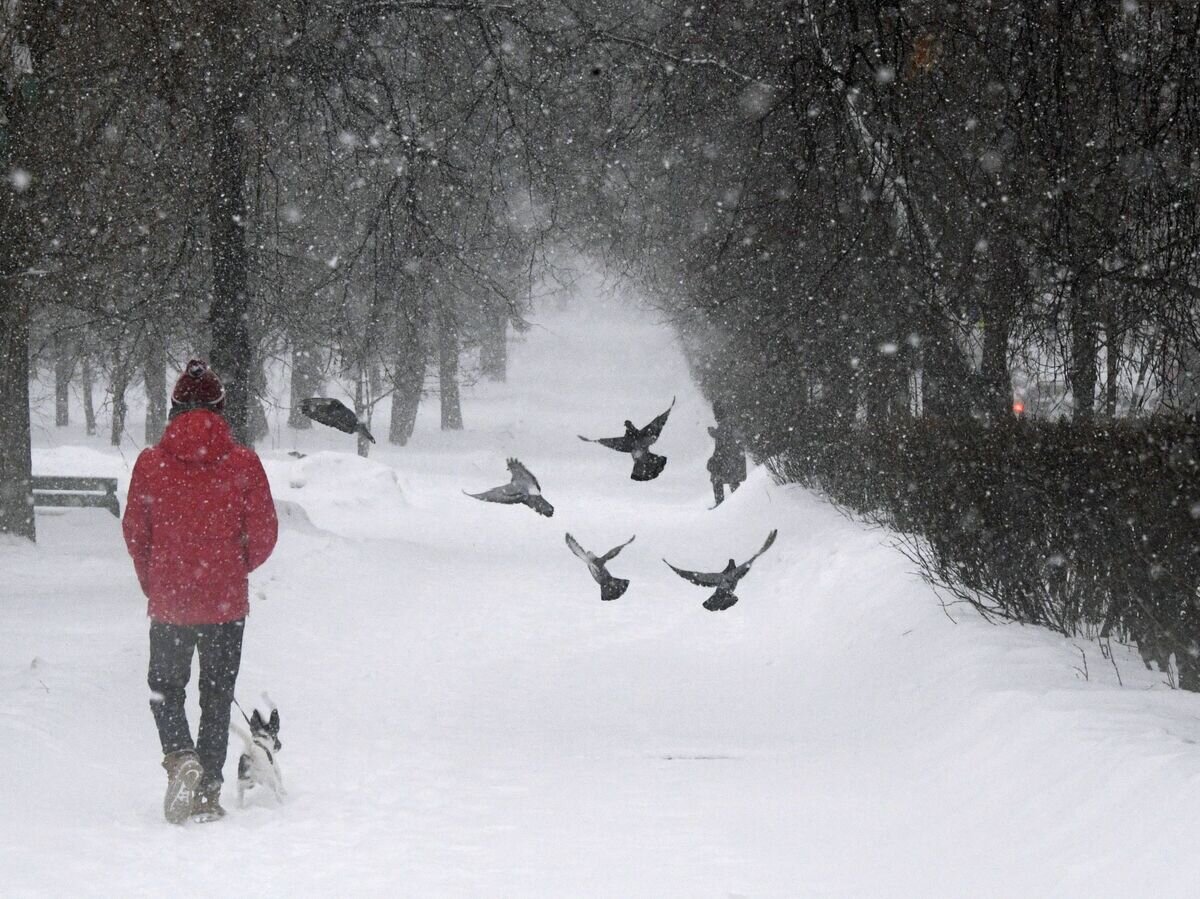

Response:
(122, 410), (278, 625)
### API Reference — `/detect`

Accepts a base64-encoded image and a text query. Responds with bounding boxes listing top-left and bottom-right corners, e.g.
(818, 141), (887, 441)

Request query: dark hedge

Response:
(766, 417), (1200, 688)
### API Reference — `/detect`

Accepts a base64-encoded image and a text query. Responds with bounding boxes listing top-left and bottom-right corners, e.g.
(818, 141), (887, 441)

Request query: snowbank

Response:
(268, 451), (407, 539)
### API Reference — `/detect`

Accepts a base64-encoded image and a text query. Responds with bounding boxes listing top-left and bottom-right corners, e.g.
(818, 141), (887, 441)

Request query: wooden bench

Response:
(32, 476), (120, 518)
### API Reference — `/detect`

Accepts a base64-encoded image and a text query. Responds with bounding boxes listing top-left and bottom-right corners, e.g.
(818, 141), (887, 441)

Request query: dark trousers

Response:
(711, 478), (741, 506)
(148, 619), (244, 784)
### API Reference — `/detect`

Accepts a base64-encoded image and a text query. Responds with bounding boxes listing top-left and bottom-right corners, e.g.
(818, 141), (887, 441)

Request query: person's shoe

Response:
(162, 749), (203, 825)
(190, 778), (227, 823)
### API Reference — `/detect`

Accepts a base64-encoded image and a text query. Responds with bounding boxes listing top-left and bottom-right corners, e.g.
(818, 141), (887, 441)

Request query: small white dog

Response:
(232, 707), (285, 807)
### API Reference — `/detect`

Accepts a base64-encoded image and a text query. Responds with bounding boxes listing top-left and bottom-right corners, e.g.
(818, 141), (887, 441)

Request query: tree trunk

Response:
(248, 353), (270, 443)
(207, 97), (253, 444)
(980, 240), (1020, 421)
(1102, 293), (1121, 419)
(820, 355), (858, 431)
(1068, 276), (1099, 423)
(1104, 343), (1120, 418)
(0, 291), (34, 540)
(480, 309), (508, 381)
(54, 331), (72, 427)
(389, 308), (425, 445)
(82, 355), (97, 436)
(920, 318), (974, 420)
(438, 299), (462, 431)
(354, 368), (371, 458)
(980, 315), (1012, 421)
(110, 352), (131, 447)
(143, 327), (167, 444)
(288, 340), (320, 429)
(368, 363), (383, 401)
(0, 47), (40, 540)
(864, 352), (907, 425)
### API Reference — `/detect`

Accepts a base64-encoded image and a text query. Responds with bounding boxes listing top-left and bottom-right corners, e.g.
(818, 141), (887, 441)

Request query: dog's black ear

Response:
(251, 709), (264, 728)
(269, 709), (280, 732)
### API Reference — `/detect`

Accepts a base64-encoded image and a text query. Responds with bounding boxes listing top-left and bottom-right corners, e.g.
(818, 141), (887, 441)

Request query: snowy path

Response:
(5, 291), (1200, 897)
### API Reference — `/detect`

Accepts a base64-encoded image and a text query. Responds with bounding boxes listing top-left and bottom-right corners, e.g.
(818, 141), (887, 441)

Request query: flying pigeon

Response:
(663, 529), (778, 611)
(579, 397), (676, 481)
(464, 458), (554, 517)
(565, 532), (635, 601)
(299, 397), (375, 443)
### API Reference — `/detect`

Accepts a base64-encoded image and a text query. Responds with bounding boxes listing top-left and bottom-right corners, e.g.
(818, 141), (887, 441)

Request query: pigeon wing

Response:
(663, 559), (729, 588)
(300, 398), (358, 435)
(598, 535), (636, 564)
(463, 485), (524, 505)
(736, 529), (779, 577)
(565, 532), (595, 564)
(331, 401), (362, 433)
(506, 458), (540, 492)
(638, 397), (676, 444)
(579, 433), (636, 453)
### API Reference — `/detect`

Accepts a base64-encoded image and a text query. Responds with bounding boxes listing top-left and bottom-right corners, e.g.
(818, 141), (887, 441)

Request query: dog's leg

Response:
(236, 751), (252, 808)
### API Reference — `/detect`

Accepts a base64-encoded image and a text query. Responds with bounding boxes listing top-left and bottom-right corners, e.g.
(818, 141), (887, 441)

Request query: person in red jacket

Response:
(123, 360), (278, 824)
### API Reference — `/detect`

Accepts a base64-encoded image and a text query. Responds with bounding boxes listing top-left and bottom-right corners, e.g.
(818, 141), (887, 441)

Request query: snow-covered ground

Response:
(4, 289), (1200, 897)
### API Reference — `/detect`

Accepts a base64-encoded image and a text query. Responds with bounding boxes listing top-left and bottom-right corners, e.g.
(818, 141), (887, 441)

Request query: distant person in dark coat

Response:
(123, 360), (278, 824)
(706, 401), (747, 507)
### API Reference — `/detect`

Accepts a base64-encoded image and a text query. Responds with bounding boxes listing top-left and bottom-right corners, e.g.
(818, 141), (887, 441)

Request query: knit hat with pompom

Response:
(170, 360), (226, 414)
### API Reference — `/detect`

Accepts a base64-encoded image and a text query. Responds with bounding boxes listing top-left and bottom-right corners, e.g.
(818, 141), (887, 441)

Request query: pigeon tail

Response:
(600, 575), (630, 602)
(526, 495), (554, 517)
(703, 589), (739, 611)
(631, 451), (667, 481)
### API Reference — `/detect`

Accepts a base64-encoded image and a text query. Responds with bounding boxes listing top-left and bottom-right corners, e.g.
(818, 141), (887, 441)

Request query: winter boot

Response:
(162, 749), (203, 825)
(191, 778), (226, 823)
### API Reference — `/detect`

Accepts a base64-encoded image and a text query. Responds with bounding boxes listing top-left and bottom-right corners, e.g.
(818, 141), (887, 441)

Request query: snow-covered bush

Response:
(768, 417), (1200, 689)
